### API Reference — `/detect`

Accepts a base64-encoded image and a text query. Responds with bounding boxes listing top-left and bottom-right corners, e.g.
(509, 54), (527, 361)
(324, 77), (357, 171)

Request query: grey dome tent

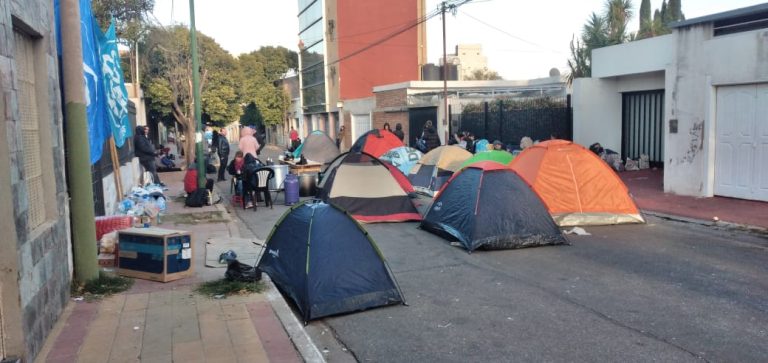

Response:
(421, 161), (567, 252)
(257, 200), (405, 323)
(292, 130), (340, 164)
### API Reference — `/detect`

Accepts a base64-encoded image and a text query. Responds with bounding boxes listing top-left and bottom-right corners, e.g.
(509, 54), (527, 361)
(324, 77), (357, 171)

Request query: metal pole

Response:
(189, 0), (205, 188)
(61, 0), (99, 282)
(442, 1), (449, 135)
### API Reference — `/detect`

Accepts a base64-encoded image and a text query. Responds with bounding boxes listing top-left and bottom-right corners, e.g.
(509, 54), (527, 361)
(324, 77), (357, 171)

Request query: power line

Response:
(459, 9), (564, 54)
(322, 7), (443, 68)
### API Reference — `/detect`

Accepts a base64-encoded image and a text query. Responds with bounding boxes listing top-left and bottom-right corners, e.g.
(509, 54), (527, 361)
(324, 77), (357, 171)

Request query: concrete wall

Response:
(340, 97), (374, 150)
(665, 24), (768, 197)
(592, 35), (674, 78)
(0, 0), (72, 360)
(572, 78), (622, 151)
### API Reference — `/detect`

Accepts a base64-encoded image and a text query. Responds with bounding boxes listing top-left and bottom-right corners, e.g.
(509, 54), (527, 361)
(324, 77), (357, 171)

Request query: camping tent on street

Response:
(292, 130), (340, 164)
(318, 152), (421, 223)
(257, 200), (406, 323)
(380, 146), (423, 175)
(408, 146), (472, 196)
(421, 161), (567, 252)
(510, 139), (645, 226)
(460, 150), (515, 168)
(350, 129), (405, 158)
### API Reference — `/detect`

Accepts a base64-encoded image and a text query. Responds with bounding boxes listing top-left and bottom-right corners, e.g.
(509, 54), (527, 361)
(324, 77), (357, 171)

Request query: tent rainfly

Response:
(350, 129), (405, 158)
(293, 130), (340, 164)
(510, 139), (645, 226)
(421, 161), (567, 251)
(257, 200), (405, 323)
(408, 146), (472, 196)
(318, 152), (421, 223)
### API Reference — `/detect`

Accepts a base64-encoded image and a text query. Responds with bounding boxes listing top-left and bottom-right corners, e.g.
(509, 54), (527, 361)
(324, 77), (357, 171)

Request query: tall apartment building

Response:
(297, 0), (427, 148)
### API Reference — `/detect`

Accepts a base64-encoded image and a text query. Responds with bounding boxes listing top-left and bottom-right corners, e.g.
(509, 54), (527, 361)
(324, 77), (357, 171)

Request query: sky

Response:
(152, 0), (766, 80)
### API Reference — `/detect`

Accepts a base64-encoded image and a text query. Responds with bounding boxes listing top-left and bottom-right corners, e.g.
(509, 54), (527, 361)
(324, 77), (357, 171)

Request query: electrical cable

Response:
(459, 9), (564, 54)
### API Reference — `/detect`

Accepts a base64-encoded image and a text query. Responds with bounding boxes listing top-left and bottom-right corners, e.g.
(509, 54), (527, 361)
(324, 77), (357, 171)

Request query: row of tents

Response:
(257, 130), (646, 323)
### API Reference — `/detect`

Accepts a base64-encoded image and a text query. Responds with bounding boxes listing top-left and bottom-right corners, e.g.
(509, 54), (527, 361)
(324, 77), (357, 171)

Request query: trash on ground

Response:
(564, 227), (591, 235)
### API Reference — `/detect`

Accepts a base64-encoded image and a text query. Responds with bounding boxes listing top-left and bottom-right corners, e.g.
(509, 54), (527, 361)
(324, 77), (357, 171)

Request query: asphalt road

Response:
(220, 149), (768, 362)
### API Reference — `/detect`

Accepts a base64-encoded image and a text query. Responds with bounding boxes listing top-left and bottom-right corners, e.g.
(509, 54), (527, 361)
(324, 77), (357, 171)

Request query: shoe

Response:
(159, 182), (166, 187)
(245, 202), (254, 209)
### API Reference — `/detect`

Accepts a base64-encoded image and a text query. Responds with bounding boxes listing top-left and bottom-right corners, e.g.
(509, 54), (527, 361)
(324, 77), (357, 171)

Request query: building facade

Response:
(0, 0), (73, 361)
(573, 3), (768, 202)
(297, 0), (426, 149)
(442, 44), (489, 80)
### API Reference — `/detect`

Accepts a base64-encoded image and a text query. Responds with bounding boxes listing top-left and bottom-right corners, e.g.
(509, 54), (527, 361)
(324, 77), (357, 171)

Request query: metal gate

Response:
(622, 90), (664, 165)
(408, 107), (437, 147)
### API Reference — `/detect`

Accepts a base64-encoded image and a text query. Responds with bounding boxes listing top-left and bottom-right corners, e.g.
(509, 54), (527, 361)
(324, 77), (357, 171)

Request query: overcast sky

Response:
(152, 0), (765, 80)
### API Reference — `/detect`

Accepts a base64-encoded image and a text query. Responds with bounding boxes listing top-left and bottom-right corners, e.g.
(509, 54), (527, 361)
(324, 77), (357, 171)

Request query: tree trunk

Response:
(183, 125), (196, 168)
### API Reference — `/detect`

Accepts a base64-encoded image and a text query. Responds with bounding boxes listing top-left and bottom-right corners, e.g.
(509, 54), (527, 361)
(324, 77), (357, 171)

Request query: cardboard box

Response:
(117, 227), (193, 282)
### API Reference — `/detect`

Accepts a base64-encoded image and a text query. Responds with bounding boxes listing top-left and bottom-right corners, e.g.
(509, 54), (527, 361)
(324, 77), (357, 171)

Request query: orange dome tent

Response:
(350, 129), (405, 158)
(509, 140), (644, 226)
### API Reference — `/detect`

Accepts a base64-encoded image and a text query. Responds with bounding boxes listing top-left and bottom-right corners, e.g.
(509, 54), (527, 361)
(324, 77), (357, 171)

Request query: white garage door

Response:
(352, 114), (371, 143)
(714, 84), (768, 201)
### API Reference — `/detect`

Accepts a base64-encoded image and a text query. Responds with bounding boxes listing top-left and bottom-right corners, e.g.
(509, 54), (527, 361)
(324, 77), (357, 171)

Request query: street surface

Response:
(223, 177), (768, 362)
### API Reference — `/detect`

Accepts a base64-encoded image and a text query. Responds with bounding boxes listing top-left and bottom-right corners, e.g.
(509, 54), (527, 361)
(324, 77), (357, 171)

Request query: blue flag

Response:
(96, 20), (132, 147)
(54, 0), (110, 164)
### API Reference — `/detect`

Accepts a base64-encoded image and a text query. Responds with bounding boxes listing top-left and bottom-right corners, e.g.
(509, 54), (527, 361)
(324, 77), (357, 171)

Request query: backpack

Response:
(185, 188), (209, 208)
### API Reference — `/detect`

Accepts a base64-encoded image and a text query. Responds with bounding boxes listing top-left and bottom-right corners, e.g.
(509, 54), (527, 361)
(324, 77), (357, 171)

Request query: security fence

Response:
(452, 95), (572, 149)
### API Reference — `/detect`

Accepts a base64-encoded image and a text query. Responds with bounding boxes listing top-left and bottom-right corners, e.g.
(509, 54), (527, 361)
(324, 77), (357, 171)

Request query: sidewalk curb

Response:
(214, 194), (326, 363)
(643, 210), (768, 236)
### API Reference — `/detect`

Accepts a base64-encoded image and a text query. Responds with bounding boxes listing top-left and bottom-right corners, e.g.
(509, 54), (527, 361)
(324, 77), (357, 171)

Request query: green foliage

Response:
(195, 278), (264, 297)
(238, 49), (293, 126)
(638, 0), (652, 39)
(567, 36), (590, 83)
(91, 0), (154, 41)
(568, 1), (633, 84)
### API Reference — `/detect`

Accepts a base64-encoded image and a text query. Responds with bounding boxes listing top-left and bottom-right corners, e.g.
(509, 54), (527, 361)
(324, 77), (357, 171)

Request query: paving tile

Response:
(231, 344), (268, 362)
(220, 303), (250, 321)
(203, 345), (238, 363)
(247, 302), (301, 363)
(136, 354), (172, 363)
(122, 293), (149, 311)
(225, 319), (260, 347)
(172, 340), (205, 362)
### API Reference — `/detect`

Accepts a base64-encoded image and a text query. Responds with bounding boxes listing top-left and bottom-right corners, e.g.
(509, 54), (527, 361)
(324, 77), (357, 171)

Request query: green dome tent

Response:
(460, 150), (515, 168)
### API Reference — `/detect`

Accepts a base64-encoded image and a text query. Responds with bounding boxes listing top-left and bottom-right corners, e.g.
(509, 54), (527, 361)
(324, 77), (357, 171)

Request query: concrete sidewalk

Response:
(35, 170), (317, 363)
(620, 168), (768, 230)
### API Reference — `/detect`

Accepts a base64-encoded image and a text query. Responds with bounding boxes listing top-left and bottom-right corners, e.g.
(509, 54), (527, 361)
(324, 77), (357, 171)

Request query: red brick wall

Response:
(373, 112), (409, 146)
(337, 0), (421, 100)
(375, 89), (407, 108)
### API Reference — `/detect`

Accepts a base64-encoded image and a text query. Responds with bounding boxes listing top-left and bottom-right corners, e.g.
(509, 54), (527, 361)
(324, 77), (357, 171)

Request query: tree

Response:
(91, 0), (155, 84)
(141, 26), (242, 165)
(638, 0), (652, 39)
(604, 0), (634, 44)
(567, 36), (590, 84)
(464, 68), (503, 81)
(238, 49), (293, 128)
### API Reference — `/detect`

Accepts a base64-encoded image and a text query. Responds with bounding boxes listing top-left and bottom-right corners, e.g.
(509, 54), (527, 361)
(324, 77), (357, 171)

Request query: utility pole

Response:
(189, 0), (205, 188)
(61, 0), (99, 282)
(441, 1), (449, 134)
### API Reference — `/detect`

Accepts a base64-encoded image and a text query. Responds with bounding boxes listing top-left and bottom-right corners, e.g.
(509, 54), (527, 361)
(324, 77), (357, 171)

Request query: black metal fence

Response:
(452, 96), (572, 149)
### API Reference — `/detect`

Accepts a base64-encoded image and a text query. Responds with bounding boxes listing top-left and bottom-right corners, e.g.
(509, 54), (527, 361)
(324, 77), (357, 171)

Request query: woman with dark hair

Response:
(383, 123), (392, 132)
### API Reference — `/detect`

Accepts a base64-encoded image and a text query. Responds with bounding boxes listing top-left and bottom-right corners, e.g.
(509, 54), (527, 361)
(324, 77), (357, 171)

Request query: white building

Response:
(442, 44), (489, 80)
(573, 3), (768, 202)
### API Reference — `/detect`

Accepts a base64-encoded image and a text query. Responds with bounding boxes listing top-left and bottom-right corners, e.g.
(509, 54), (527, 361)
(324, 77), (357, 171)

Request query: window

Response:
(14, 30), (46, 229)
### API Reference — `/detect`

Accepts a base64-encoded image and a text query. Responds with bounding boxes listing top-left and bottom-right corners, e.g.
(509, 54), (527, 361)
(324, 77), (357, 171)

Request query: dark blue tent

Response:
(421, 161), (567, 252)
(257, 200), (405, 322)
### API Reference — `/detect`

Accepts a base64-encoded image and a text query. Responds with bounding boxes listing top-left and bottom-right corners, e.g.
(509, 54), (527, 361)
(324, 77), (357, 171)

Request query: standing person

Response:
(134, 126), (164, 186)
(383, 123), (392, 132)
(393, 123), (405, 142)
(289, 126), (300, 151)
(216, 128), (230, 181)
(239, 126), (260, 159)
(336, 125), (345, 149)
(256, 127), (266, 156)
(422, 120), (441, 153)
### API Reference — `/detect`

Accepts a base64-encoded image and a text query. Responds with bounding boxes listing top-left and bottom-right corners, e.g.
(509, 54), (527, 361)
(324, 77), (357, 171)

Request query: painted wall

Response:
(572, 78), (622, 151)
(665, 24), (768, 197)
(0, 0), (72, 360)
(336, 0), (422, 100)
(592, 35), (673, 78)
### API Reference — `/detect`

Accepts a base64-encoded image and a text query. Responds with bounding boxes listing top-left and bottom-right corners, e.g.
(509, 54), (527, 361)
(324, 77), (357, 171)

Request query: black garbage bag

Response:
(225, 260), (262, 282)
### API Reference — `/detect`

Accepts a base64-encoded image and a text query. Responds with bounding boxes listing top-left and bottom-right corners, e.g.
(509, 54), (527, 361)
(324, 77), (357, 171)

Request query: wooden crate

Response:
(117, 228), (194, 282)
